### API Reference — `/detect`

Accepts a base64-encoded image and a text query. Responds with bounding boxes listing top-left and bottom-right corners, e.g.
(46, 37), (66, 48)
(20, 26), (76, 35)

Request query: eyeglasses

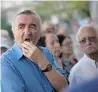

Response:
(79, 36), (97, 45)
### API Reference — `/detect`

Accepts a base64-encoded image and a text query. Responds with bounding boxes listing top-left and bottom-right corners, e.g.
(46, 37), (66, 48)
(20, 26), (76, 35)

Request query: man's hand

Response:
(21, 41), (50, 70)
(21, 41), (43, 64)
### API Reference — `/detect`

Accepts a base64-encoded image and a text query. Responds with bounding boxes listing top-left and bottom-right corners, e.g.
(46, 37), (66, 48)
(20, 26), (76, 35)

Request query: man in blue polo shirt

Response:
(1, 10), (68, 92)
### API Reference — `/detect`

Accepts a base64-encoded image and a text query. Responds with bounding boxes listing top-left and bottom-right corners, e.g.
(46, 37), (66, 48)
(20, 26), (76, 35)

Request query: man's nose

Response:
(24, 28), (31, 35)
(86, 39), (91, 45)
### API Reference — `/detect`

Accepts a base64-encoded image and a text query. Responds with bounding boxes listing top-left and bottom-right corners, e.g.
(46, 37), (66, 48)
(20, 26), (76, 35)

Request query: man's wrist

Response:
(41, 64), (52, 72)
(38, 62), (50, 70)
(37, 56), (53, 72)
(37, 56), (49, 68)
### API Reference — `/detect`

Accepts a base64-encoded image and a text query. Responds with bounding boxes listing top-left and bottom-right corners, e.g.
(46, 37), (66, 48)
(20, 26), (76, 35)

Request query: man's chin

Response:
(86, 48), (96, 54)
(86, 51), (95, 55)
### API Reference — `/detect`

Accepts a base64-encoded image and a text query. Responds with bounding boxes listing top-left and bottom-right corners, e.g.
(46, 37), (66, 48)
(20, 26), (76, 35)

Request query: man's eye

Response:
(19, 26), (23, 29)
(80, 39), (85, 44)
(90, 37), (96, 41)
(30, 26), (36, 29)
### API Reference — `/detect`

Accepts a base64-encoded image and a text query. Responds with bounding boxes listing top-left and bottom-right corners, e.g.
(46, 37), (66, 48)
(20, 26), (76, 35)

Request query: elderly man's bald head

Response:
(76, 25), (97, 42)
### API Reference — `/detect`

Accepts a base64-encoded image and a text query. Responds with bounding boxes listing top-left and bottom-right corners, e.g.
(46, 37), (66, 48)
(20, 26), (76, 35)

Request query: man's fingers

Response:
(23, 41), (32, 46)
(21, 42), (31, 50)
(21, 43), (27, 47)
(22, 47), (28, 53)
(23, 41), (36, 48)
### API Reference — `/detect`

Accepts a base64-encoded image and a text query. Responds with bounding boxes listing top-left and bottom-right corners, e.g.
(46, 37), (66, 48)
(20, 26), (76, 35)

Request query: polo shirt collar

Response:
(12, 42), (23, 60)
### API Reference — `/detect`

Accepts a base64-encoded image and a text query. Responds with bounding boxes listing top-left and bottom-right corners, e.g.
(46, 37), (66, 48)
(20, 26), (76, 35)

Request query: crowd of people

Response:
(0, 10), (98, 92)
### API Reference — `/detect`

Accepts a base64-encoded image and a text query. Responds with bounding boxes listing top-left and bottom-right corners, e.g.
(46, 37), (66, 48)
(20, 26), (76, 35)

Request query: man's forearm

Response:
(38, 57), (68, 91)
(44, 67), (68, 91)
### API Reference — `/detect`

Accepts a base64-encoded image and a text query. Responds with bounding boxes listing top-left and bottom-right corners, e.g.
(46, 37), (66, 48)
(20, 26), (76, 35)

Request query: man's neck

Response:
(88, 52), (98, 62)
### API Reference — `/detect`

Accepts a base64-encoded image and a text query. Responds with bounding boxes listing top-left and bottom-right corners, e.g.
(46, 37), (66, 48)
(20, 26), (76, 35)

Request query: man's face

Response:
(13, 14), (41, 47)
(78, 28), (98, 55)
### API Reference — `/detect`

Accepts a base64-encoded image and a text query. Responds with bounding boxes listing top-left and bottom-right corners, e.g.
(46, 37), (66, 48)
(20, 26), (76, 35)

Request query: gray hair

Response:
(76, 25), (96, 42)
(12, 10), (42, 32)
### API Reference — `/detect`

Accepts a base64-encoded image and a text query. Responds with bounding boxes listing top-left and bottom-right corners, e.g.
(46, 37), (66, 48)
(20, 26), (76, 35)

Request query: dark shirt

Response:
(62, 59), (74, 78)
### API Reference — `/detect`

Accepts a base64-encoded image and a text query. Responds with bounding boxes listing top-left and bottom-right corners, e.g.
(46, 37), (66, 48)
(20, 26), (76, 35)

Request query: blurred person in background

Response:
(39, 21), (57, 41)
(0, 29), (12, 43)
(42, 21), (57, 35)
(57, 26), (69, 37)
(1, 10), (68, 92)
(58, 34), (78, 78)
(0, 30), (12, 55)
(0, 38), (10, 55)
(69, 25), (98, 86)
(37, 33), (63, 69)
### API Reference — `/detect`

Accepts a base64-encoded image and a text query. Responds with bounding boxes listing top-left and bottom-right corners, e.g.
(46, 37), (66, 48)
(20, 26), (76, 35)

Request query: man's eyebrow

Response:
(30, 24), (36, 27)
(89, 36), (96, 38)
(79, 37), (85, 42)
(79, 37), (85, 40)
(18, 23), (25, 26)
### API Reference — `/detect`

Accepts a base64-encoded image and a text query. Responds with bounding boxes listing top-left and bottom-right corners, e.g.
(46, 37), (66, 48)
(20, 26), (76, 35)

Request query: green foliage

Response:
(1, 17), (14, 39)
(35, 1), (90, 21)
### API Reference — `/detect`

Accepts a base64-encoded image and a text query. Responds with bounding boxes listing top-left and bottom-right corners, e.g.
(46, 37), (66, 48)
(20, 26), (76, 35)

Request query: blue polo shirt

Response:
(1, 43), (67, 92)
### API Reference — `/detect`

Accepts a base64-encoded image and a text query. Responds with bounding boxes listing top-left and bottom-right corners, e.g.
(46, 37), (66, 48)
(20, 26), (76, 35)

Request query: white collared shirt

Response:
(69, 54), (98, 86)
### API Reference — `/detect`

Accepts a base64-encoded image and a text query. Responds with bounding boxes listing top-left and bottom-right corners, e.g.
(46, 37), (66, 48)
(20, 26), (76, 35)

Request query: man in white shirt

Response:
(69, 25), (98, 86)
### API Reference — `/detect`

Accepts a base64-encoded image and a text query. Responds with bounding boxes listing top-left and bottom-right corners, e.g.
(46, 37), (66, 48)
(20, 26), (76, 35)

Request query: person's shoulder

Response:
(70, 60), (81, 73)
(74, 55), (86, 66)
(78, 55), (91, 66)
(78, 55), (86, 62)
(2, 46), (13, 56)
(70, 55), (88, 74)
(0, 47), (13, 64)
